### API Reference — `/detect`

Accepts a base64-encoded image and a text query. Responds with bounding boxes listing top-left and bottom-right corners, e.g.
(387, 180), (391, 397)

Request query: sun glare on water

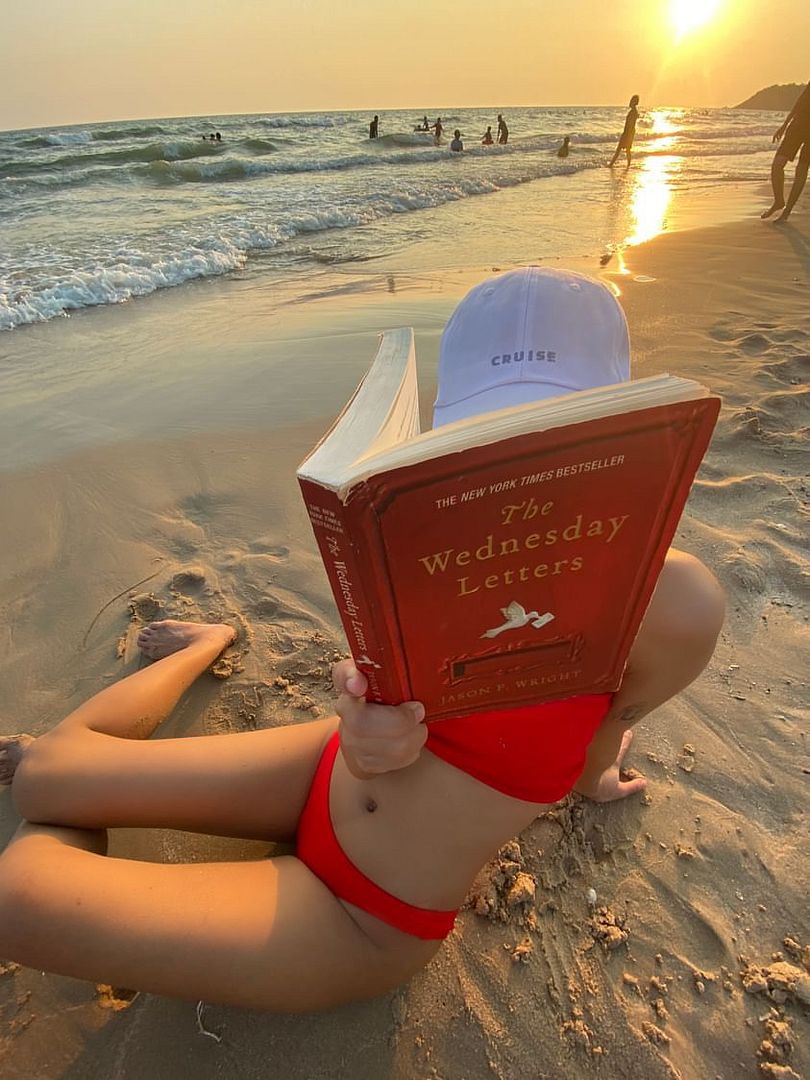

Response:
(670, 0), (722, 41)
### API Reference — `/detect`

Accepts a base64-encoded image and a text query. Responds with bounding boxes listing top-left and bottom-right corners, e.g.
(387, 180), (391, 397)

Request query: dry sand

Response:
(0, 210), (808, 1080)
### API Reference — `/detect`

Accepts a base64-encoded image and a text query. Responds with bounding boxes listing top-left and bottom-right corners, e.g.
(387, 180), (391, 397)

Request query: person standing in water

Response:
(609, 95), (640, 166)
(557, 135), (571, 158)
(761, 80), (810, 222)
(497, 114), (509, 144)
(369, 115), (379, 139)
(481, 126), (494, 145)
(450, 130), (464, 152)
(432, 117), (443, 144)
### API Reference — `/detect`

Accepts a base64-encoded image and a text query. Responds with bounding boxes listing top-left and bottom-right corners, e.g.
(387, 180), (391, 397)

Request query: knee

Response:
(10, 731), (76, 823)
(646, 550), (725, 657)
(0, 833), (45, 959)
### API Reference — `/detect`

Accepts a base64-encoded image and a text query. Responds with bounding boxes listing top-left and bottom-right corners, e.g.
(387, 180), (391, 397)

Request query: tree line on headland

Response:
(735, 83), (805, 110)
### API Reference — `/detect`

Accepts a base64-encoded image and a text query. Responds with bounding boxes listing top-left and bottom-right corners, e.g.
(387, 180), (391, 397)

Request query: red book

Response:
(298, 329), (719, 720)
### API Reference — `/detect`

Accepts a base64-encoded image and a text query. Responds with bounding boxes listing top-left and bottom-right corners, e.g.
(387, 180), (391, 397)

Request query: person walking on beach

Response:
(450, 129), (464, 152)
(557, 135), (571, 158)
(609, 95), (640, 166)
(482, 125), (494, 145)
(761, 80), (810, 222)
(497, 114), (509, 144)
(369, 115), (379, 139)
(0, 269), (725, 1013)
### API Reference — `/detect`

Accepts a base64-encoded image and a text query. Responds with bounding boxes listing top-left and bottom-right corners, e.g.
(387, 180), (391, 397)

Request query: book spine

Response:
(299, 478), (409, 705)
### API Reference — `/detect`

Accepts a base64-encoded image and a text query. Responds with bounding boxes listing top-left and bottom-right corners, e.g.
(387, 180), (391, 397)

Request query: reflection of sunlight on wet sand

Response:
(609, 111), (683, 287)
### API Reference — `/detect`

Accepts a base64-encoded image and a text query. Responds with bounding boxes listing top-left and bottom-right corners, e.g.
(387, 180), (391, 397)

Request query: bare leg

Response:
(609, 143), (621, 167)
(0, 818), (437, 1011)
(573, 550), (725, 802)
(9, 620), (336, 839)
(761, 153), (787, 218)
(0, 619), (437, 1009)
(777, 158), (809, 221)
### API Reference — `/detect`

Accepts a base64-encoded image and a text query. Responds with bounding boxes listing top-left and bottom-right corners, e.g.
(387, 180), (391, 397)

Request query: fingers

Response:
(619, 775), (647, 797)
(332, 658), (427, 778)
(616, 728), (634, 764)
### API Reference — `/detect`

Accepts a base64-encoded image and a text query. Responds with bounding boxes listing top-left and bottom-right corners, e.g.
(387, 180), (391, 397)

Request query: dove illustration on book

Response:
(481, 601), (555, 639)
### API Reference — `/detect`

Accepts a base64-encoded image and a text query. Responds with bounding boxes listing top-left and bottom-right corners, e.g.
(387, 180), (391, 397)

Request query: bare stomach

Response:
(328, 745), (549, 913)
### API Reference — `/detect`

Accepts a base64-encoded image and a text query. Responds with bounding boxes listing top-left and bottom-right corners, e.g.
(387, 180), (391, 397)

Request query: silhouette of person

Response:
(419, 115), (430, 131)
(609, 96), (640, 167)
(482, 126), (494, 146)
(432, 117), (443, 144)
(369, 115), (379, 139)
(557, 136), (571, 158)
(497, 114), (509, 145)
(761, 81), (810, 222)
(450, 129), (464, 152)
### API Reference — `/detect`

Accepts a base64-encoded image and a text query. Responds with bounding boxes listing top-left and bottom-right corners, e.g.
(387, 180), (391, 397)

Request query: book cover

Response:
(300, 395), (719, 719)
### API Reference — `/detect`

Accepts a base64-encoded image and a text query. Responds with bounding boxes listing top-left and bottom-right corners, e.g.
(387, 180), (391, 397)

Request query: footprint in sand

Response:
(248, 540), (289, 560)
(128, 592), (166, 622)
(169, 567), (207, 593)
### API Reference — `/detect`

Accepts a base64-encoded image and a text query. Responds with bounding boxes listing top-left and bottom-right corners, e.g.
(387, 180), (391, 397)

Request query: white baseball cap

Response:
(432, 266), (631, 427)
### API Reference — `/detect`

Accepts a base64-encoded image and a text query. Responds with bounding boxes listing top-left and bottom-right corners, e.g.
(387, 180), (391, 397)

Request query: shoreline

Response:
(0, 205), (808, 1079)
(0, 175), (785, 473)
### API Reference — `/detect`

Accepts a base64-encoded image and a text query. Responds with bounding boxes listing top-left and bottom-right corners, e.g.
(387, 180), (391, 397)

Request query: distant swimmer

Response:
(450, 129), (464, 152)
(761, 80), (810, 222)
(609, 95), (640, 166)
(369, 115), (379, 139)
(416, 115), (430, 131)
(432, 117), (443, 144)
(214, 132), (222, 142)
(557, 135), (571, 158)
(497, 114), (509, 145)
(482, 126), (494, 146)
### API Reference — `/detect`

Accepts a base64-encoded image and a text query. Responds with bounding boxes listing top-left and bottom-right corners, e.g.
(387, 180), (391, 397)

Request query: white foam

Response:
(42, 130), (93, 146)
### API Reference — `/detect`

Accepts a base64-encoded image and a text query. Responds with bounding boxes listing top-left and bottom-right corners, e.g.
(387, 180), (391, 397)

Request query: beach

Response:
(0, 161), (808, 1077)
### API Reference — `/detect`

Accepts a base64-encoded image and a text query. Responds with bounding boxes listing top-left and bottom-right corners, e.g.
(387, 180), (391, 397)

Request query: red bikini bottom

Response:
(296, 733), (458, 940)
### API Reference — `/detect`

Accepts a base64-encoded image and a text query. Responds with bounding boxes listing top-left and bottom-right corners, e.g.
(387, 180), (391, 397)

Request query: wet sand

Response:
(0, 207), (808, 1079)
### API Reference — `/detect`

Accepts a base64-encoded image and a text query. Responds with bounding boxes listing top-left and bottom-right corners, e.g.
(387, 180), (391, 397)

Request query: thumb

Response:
(332, 659), (368, 699)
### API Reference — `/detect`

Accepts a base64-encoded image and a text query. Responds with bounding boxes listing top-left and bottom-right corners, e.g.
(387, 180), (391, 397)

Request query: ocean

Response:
(0, 105), (777, 331)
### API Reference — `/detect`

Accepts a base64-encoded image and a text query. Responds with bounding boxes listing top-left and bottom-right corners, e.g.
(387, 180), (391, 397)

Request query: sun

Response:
(670, 0), (721, 41)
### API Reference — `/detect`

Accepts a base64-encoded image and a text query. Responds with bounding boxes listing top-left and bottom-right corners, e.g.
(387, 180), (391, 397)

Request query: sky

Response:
(3, 0), (808, 131)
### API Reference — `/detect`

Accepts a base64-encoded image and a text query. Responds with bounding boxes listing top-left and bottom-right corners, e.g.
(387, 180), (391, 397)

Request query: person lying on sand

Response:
(0, 268), (724, 1013)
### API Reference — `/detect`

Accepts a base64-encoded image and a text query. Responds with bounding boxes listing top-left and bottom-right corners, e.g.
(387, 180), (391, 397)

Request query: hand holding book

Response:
(333, 660), (427, 779)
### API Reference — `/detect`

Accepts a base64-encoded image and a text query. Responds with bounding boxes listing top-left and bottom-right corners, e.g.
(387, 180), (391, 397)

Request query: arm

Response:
(333, 660), (427, 780)
(573, 549), (725, 802)
(774, 83), (810, 141)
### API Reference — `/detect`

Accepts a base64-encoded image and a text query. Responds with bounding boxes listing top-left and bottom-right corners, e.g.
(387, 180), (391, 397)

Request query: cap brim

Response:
(432, 379), (581, 428)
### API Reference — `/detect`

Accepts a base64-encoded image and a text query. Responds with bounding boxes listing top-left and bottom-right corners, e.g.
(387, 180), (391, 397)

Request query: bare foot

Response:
(0, 734), (35, 785)
(137, 620), (236, 660)
(761, 202), (785, 219)
(776, 207), (792, 222)
(575, 729), (647, 803)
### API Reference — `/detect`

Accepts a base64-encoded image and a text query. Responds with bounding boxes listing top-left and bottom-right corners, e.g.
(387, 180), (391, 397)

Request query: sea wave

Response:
(23, 130), (94, 147)
(259, 113), (351, 128)
(0, 159), (593, 329)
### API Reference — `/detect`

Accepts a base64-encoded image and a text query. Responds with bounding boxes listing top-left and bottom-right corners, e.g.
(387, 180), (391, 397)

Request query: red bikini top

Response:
(425, 693), (611, 803)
